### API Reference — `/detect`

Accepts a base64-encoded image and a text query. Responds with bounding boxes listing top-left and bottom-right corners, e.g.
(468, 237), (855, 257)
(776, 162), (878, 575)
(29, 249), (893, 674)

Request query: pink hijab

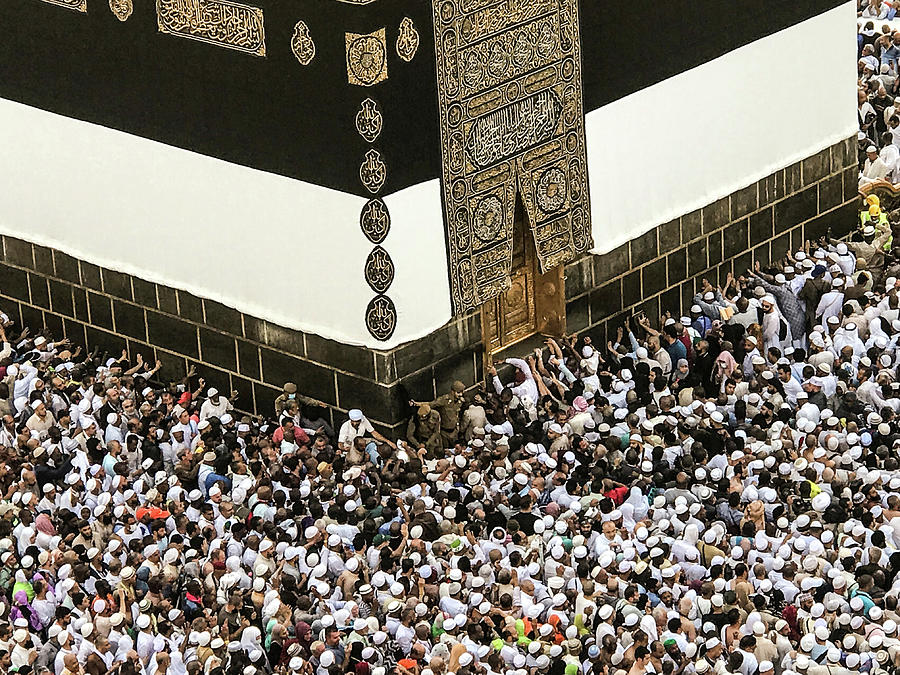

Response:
(35, 513), (56, 537)
(715, 351), (738, 379)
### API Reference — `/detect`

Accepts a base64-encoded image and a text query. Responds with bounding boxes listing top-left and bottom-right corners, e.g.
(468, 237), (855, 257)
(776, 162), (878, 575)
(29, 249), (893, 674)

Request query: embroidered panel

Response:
(290, 20), (315, 65)
(432, 0), (592, 313)
(355, 98), (383, 143)
(109, 0), (133, 20)
(359, 149), (387, 194)
(38, 0), (86, 12)
(365, 295), (397, 341)
(396, 17), (419, 62)
(345, 28), (388, 87)
(156, 0), (266, 56)
(360, 199), (391, 244)
(364, 246), (395, 294)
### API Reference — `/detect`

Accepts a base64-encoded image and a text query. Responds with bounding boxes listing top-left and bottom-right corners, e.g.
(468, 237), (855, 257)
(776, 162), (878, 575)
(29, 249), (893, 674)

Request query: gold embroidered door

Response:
(482, 198), (565, 355)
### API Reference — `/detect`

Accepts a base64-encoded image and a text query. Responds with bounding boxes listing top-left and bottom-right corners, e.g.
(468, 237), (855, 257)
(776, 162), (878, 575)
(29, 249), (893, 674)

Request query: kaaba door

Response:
(481, 197), (566, 357)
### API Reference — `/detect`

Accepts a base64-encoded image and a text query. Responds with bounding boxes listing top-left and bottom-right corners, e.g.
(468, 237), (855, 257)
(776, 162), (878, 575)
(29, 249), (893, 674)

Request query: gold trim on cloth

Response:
(432, 0), (592, 313)
(156, 0), (266, 56)
(39, 0), (87, 13)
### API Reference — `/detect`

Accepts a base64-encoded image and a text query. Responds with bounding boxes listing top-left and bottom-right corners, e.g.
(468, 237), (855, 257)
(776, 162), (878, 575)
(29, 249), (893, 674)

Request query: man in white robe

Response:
(816, 278), (846, 326)
(860, 145), (891, 187)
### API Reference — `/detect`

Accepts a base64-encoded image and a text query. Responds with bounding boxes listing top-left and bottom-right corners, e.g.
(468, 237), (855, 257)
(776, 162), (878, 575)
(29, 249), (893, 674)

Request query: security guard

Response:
(406, 404), (442, 455)
(410, 380), (467, 447)
(430, 380), (467, 446)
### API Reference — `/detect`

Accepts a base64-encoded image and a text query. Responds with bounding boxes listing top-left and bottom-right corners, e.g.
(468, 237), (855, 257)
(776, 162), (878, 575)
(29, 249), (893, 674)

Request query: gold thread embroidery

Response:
(109, 0), (132, 20)
(156, 0), (266, 57)
(360, 199), (391, 244)
(359, 149), (387, 194)
(432, 0), (593, 313)
(345, 29), (388, 87)
(364, 246), (395, 294)
(365, 295), (397, 341)
(290, 20), (315, 65)
(355, 98), (383, 143)
(38, 0), (86, 12)
(396, 17), (419, 62)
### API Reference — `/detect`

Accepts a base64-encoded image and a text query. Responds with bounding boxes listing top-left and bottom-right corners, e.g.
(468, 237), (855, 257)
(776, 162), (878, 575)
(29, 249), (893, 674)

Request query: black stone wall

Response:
(0, 137), (858, 433)
(0, 240), (482, 435)
(564, 138), (860, 343)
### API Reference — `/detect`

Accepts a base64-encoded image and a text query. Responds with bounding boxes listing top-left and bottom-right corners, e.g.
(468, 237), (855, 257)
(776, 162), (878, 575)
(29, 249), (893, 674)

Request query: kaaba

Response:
(0, 0), (859, 430)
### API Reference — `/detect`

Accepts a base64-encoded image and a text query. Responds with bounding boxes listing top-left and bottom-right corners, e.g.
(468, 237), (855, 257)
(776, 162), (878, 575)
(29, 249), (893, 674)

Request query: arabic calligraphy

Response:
(39, 0), (87, 12)
(365, 295), (397, 341)
(355, 99), (383, 143)
(397, 17), (420, 62)
(156, 0), (266, 56)
(432, 0), (593, 313)
(464, 90), (562, 169)
(346, 29), (388, 87)
(360, 200), (391, 244)
(364, 247), (395, 294)
(456, 15), (560, 97)
(359, 149), (387, 194)
(110, 0), (133, 21)
(290, 20), (315, 65)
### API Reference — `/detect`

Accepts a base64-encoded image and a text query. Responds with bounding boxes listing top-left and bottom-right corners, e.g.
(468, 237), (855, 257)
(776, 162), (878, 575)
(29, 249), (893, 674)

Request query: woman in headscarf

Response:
(619, 503), (636, 533)
(624, 486), (649, 523)
(9, 589), (42, 631)
(741, 611), (763, 638)
(632, 362), (652, 402)
(240, 625), (264, 656)
(266, 617), (288, 667)
(294, 620), (313, 658)
(671, 359), (690, 387)
(714, 351), (738, 392)
(15, 525), (35, 557)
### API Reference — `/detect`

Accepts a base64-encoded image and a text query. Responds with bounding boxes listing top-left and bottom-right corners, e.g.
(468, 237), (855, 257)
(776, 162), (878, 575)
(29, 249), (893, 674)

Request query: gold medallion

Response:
(109, 0), (133, 21)
(290, 20), (315, 65)
(396, 17), (419, 62)
(345, 29), (388, 87)
(355, 98), (383, 143)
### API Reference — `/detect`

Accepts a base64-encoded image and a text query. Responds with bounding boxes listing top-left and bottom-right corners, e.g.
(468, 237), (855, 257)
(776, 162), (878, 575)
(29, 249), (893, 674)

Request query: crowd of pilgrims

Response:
(0, 215), (899, 675)
(859, 2), (900, 185)
(0, 16), (898, 675)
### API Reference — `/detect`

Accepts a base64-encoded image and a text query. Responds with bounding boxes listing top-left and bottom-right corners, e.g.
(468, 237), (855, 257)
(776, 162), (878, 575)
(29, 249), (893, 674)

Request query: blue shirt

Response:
(883, 45), (900, 71)
(692, 316), (712, 337)
(204, 471), (232, 495)
(666, 338), (687, 364)
(851, 589), (876, 618)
